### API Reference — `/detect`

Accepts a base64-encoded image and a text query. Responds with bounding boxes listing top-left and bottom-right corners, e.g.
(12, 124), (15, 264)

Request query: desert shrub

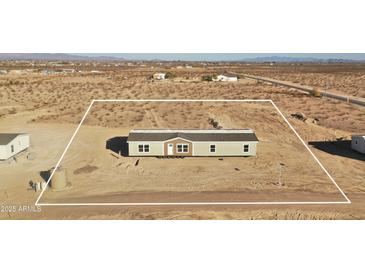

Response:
(208, 117), (222, 129)
(165, 72), (176, 79)
(202, 75), (213, 81)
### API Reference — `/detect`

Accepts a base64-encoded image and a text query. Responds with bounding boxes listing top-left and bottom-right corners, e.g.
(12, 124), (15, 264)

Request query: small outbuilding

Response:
(127, 129), (258, 157)
(351, 135), (365, 154)
(153, 73), (166, 80)
(0, 133), (30, 160)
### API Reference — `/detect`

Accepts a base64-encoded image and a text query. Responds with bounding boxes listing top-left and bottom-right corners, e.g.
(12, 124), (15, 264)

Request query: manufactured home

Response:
(0, 133), (30, 160)
(127, 129), (258, 157)
(153, 73), (166, 80)
(351, 135), (365, 154)
(214, 74), (238, 82)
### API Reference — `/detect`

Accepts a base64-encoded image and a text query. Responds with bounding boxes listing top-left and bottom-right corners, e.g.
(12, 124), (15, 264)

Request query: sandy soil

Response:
(39, 102), (345, 204)
(0, 62), (364, 219)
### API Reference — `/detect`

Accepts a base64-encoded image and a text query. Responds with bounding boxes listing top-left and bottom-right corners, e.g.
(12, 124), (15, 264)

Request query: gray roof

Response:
(0, 133), (26, 145)
(128, 129), (259, 142)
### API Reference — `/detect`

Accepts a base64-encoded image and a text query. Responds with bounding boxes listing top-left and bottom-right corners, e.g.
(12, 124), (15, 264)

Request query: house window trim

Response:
(243, 144), (249, 153)
(176, 143), (189, 153)
(138, 143), (150, 153)
(210, 144), (216, 153)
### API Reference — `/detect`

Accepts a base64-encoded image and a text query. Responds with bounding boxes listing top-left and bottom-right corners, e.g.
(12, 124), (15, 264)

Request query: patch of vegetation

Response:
(202, 75), (213, 81)
(208, 117), (222, 129)
(165, 72), (176, 79)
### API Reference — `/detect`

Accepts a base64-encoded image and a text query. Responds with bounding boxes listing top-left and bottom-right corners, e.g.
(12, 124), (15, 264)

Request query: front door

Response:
(167, 143), (174, 155)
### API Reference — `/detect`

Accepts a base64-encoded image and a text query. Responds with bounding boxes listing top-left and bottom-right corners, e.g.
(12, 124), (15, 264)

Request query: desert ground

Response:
(232, 63), (365, 98)
(0, 61), (364, 219)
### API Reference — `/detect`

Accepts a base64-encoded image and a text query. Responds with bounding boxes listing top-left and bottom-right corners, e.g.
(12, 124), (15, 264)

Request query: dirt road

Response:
(229, 72), (365, 108)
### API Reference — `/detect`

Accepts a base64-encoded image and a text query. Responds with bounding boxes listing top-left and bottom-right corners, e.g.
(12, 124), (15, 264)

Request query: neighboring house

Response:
(351, 135), (365, 154)
(0, 70), (8, 75)
(153, 73), (166, 80)
(62, 68), (76, 73)
(214, 74), (238, 82)
(41, 69), (57, 75)
(0, 133), (30, 160)
(127, 129), (258, 157)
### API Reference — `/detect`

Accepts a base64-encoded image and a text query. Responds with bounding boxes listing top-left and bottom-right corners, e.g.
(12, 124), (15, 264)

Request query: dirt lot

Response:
(0, 62), (364, 219)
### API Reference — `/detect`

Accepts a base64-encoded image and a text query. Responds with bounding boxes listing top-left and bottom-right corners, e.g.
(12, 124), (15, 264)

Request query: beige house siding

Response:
(128, 141), (258, 157)
(163, 138), (192, 156)
(192, 142), (257, 156)
(0, 146), (5, 159)
(128, 142), (164, 156)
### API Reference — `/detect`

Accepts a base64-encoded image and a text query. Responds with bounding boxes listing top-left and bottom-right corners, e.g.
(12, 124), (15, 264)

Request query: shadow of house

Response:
(39, 170), (51, 181)
(309, 140), (365, 162)
(106, 136), (129, 156)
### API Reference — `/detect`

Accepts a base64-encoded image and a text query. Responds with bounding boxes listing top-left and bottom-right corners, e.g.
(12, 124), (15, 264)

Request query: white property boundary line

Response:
(35, 99), (351, 206)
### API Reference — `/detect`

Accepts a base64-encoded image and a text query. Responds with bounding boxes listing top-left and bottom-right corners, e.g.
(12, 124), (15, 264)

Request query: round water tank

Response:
(50, 167), (68, 191)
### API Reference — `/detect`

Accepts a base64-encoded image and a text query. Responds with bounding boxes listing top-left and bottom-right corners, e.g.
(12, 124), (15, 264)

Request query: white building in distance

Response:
(214, 74), (238, 82)
(62, 68), (76, 73)
(0, 133), (30, 160)
(351, 135), (365, 154)
(153, 73), (166, 80)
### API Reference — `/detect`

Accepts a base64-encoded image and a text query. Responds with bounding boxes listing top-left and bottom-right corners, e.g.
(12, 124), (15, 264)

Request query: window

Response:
(138, 144), (150, 153)
(177, 144), (189, 153)
(243, 144), (249, 152)
(183, 145), (188, 153)
(138, 145), (144, 152)
(210, 144), (216, 153)
(177, 144), (182, 152)
(144, 144), (149, 152)
(11, 145), (14, 153)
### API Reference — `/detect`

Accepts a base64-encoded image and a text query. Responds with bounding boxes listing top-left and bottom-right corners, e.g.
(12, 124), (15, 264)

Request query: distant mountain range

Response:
(239, 56), (363, 63)
(0, 53), (124, 61)
(0, 53), (363, 63)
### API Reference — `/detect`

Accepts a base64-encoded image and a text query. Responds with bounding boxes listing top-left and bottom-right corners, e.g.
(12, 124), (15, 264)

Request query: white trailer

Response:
(214, 74), (238, 82)
(153, 73), (166, 80)
(351, 135), (365, 154)
(0, 133), (30, 160)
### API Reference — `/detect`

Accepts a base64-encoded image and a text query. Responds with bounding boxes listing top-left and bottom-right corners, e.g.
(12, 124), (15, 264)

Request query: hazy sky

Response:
(77, 53), (365, 61)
